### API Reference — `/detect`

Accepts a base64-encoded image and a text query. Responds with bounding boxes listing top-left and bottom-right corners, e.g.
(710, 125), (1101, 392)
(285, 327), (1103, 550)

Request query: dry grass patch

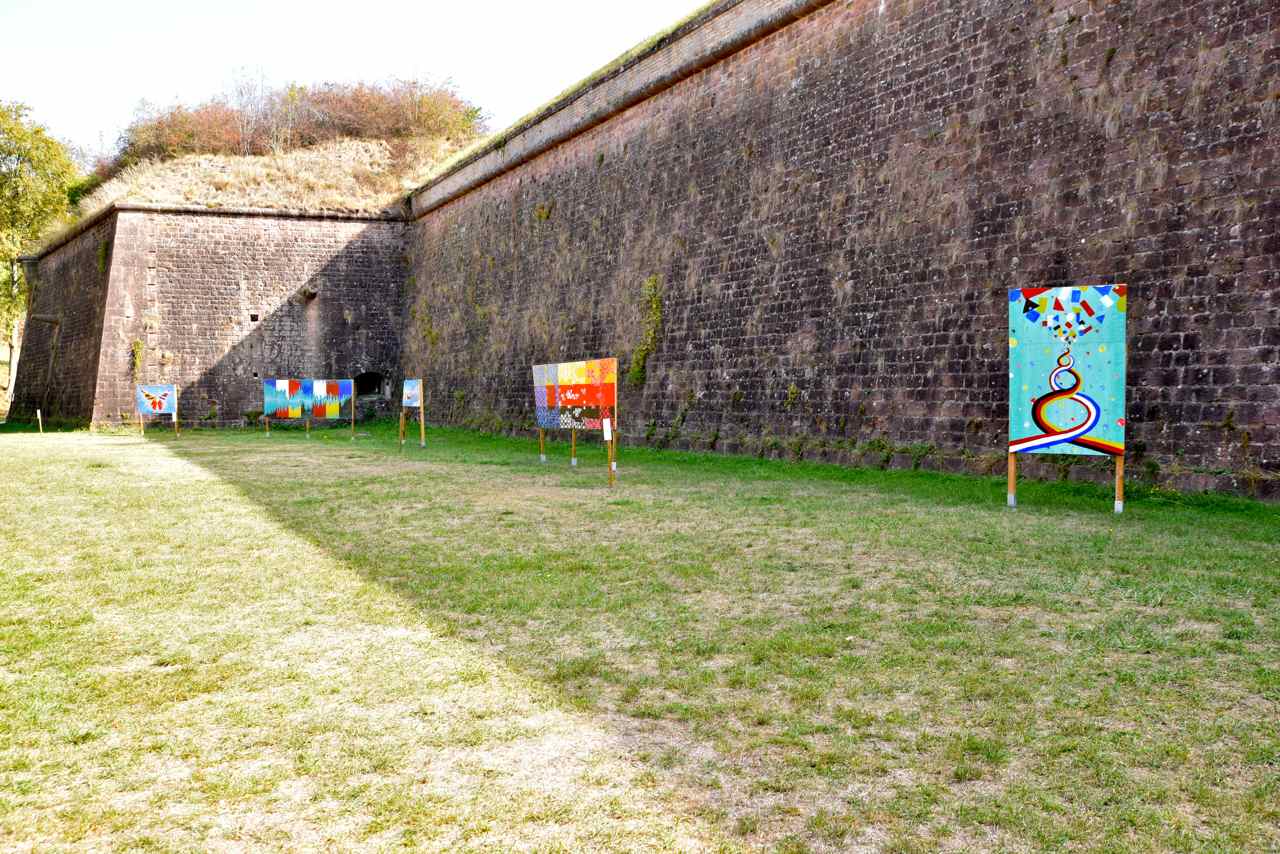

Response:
(1, 424), (1277, 852)
(0, 433), (722, 852)
(38, 135), (466, 254)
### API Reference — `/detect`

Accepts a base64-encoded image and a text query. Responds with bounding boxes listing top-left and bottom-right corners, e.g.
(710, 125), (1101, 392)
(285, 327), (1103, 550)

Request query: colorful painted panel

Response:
(263, 379), (303, 418)
(403, 379), (423, 408)
(531, 358), (617, 431)
(532, 364), (559, 429)
(308, 379), (353, 419)
(1009, 285), (1127, 457)
(136, 384), (177, 415)
(263, 379), (352, 419)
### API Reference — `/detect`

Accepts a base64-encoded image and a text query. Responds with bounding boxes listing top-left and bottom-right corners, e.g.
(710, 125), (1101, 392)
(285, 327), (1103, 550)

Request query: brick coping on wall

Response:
(407, 0), (839, 219)
(20, 202), (406, 264)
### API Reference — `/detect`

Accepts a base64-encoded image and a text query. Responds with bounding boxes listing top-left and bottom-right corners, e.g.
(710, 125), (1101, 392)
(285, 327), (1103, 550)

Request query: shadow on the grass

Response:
(155, 422), (1280, 847)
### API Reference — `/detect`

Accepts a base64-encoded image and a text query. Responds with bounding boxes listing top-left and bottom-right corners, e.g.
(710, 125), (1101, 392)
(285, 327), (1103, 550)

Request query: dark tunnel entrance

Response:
(355, 371), (385, 397)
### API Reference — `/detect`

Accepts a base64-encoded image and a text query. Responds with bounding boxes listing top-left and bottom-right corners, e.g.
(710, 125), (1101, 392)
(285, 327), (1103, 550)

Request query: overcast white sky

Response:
(0, 0), (704, 157)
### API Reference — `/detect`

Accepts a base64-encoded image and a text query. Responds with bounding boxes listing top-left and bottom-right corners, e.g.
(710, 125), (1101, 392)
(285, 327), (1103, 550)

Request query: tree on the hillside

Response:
(232, 71), (269, 156)
(0, 103), (77, 391)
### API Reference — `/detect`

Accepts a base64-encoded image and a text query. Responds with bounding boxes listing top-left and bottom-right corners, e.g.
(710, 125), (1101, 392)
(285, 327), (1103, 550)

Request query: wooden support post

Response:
(1007, 452), (1017, 509)
(1114, 455), (1125, 515)
(571, 428), (577, 467)
(174, 397), (180, 437)
(399, 409), (406, 450)
(306, 415), (311, 439)
(36, 409), (43, 434)
(139, 410), (145, 438)
(607, 434), (615, 487)
(418, 397), (425, 448)
(539, 428), (546, 463)
(350, 380), (356, 440)
(265, 416), (270, 436)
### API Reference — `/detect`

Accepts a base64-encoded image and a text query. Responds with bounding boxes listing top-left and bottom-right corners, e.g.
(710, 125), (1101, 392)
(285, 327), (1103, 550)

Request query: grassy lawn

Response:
(1, 423), (1277, 852)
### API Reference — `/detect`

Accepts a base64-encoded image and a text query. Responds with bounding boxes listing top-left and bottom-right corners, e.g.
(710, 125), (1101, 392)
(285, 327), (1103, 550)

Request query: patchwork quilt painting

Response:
(136, 384), (177, 415)
(532, 358), (618, 430)
(263, 379), (353, 419)
(1009, 285), (1128, 457)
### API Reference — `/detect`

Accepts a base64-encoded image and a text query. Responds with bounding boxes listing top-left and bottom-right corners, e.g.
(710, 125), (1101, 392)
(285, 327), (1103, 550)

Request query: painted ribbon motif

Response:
(1009, 351), (1124, 457)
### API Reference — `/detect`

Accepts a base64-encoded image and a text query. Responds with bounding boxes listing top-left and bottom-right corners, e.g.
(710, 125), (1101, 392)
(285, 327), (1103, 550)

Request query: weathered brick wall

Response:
(10, 217), (116, 423)
(12, 206), (407, 426)
(99, 209), (407, 423)
(405, 0), (1280, 495)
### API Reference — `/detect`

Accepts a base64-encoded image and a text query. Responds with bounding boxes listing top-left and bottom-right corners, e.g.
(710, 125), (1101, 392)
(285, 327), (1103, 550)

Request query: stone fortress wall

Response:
(403, 0), (1279, 496)
(14, 205), (406, 425)
(13, 0), (1279, 495)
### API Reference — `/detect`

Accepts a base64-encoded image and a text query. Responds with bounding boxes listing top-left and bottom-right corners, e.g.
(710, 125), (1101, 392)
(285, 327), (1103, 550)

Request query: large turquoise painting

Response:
(1008, 285), (1128, 457)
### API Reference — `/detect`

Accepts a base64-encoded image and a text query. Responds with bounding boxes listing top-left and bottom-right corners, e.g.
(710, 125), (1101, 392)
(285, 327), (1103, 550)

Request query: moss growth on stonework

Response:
(905, 443), (936, 470)
(414, 303), (440, 351)
(533, 202), (554, 222)
(97, 240), (111, 275)
(130, 340), (144, 380)
(784, 383), (801, 411)
(656, 393), (693, 449)
(627, 275), (663, 387)
(860, 437), (894, 469)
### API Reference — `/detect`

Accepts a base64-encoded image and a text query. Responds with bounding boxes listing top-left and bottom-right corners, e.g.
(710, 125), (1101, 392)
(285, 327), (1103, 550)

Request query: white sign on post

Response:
(602, 418), (613, 442)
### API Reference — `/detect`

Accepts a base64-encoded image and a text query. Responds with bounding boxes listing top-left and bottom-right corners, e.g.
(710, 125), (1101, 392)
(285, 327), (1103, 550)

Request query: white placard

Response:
(602, 418), (613, 441)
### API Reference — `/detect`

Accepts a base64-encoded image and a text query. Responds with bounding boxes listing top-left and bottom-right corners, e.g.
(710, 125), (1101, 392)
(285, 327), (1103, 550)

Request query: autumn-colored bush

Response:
(102, 79), (483, 180)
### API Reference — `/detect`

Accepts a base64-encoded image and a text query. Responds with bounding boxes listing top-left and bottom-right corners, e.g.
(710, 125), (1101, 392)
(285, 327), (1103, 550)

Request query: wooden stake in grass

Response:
(264, 416), (270, 436)
(1115, 455), (1125, 515)
(174, 396), (180, 438)
(1007, 452), (1017, 509)
(36, 409), (43, 434)
(138, 409), (144, 438)
(399, 408), (406, 451)
(306, 415), (311, 439)
(539, 428), (546, 463)
(418, 394), (426, 449)
(350, 379), (356, 441)
(571, 428), (577, 467)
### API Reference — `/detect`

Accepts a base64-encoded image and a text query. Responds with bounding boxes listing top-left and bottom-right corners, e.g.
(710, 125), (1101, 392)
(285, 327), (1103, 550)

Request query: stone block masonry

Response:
(17, 205), (407, 426)
(12, 0), (1278, 498)
(403, 0), (1280, 497)
(12, 217), (115, 423)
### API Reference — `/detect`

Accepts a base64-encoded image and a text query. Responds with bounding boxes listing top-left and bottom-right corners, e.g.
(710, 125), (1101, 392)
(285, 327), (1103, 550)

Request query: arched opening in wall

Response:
(355, 371), (386, 398)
